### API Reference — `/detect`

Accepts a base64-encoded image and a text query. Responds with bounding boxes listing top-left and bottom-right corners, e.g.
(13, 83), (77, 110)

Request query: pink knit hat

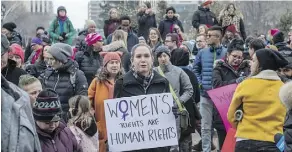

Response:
(270, 28), (280, 37)
(9, 43), (24, 63)
(99, 52), (122, 66)
(85, 33), (102, 46)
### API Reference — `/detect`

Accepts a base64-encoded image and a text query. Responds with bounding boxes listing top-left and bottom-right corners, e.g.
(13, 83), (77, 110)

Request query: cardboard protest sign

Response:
(207, 84), (238, 132)
(104, 93), (178, 151)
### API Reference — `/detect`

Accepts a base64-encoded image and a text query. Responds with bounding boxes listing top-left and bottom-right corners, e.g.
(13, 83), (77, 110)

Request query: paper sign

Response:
(104, 93), (178, 152)
(207, 84), (238, 132)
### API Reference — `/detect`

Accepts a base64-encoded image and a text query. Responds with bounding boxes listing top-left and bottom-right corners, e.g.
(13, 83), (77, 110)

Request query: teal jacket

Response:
(48, 17), (76, 45)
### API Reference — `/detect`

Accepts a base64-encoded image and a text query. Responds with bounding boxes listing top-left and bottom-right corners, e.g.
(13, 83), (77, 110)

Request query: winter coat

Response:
(193, 46), (227, 97)
(212, 59), (250, 129)
(75, 48), (102, 85)
(75, 29), (89, 52)
(178, 66), (201, 141)
(37, 121), (82, 152)
(1, 76), (41, 152)
(212, 60), (250, 88)
(69, 125), (99, 152)
(88, 77), (117, 152)
(48, 17), (76, 45)
(137, 11), (157, 40)
(192, 6), (218, 29)
(113, 70), (170, 152)
(39, 59), (88, 112)
(104, 18), (120, 38)
(275, 42), (292, 63)
(102, 40), (131, 72)
(8, 31), (23, 46)
(2, 59), (27, 85)
(106, 27), (139, 52)
(219, 7), (246, 40)
(228, 70), (286, 143)
(154, 63), (193, 104)
(284, 110), (292, 152)
(25, 60), (47, 78)
(158, 14), (184, 41)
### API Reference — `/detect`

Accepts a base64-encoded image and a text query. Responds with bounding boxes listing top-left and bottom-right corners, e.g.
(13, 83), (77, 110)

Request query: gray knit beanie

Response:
(156, 45), (171, 58)
(47, 43), (73, 63)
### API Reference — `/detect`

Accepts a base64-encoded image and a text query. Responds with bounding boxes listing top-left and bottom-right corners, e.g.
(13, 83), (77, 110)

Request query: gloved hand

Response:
(236, 76), (246, 84)
(172, 106), (179, 118)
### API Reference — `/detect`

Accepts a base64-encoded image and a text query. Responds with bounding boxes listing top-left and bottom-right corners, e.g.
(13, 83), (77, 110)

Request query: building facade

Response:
(24, 0), (53, 13)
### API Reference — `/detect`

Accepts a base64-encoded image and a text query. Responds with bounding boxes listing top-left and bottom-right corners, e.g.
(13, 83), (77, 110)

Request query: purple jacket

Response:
(37, 122), (82, 152)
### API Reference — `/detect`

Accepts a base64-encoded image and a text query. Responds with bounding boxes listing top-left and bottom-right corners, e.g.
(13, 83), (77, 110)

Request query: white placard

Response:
(104, 93), (178, 152)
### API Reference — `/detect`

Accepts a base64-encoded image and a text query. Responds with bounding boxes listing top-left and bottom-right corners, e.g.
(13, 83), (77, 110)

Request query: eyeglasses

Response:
(230, 54), (243, 60)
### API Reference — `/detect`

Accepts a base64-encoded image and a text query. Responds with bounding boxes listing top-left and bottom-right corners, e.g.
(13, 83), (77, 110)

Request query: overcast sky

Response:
(53, 0), (90, 29)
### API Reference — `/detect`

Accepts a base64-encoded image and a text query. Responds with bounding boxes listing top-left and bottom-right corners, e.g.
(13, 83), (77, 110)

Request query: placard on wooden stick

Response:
(104, 93), (178, 151)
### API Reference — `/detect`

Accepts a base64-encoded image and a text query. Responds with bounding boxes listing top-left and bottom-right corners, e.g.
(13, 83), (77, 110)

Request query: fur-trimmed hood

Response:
(213, 59), (250, 69)
(102, 40), (127, 53)
(279, 81), (292, 110)
(163, 14), (180, 20)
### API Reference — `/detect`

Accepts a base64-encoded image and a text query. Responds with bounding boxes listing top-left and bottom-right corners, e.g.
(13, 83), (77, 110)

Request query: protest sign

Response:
(104, 93), (178, 151)
(207, 84), (238, 132)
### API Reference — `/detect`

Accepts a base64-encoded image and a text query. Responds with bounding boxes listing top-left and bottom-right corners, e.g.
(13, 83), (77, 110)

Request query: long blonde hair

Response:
(112, 30), (128, 48)
(68, 95), (95, 131)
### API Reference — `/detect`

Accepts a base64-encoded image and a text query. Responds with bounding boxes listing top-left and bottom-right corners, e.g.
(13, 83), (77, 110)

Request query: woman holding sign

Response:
(212, 38), (250, 149)
(88, 52), (124, 152)
(114, 44), (171, 152)
(227, 49), (288, 152)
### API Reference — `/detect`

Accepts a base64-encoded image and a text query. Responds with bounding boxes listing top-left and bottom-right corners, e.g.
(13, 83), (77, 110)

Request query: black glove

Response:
(172, 106), (179, 118)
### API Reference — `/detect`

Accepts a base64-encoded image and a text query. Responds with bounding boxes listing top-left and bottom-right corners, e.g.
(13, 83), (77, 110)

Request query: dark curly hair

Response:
(227, 38), (244, 53)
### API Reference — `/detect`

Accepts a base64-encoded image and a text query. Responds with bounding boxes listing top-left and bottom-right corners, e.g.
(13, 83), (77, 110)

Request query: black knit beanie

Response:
(2, 22), (17, 32)
(255, 49), (288, 71)
(273, 31), (285, 44)
(33, 89), (62, 122)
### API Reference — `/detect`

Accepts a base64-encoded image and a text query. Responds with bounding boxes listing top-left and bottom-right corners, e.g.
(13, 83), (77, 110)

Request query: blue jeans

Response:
(200, 96), (214, 152)
(235, 140), (280, 152)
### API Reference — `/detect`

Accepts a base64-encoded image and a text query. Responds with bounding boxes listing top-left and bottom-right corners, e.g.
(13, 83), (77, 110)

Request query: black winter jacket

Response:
(75, 49), (102, 85)
(2, 59), (27, 85)
(26, 60), (47, 78)
(179, 67), (202, 141)
(192, 6), (218, 29)
(137, 12), (157, 40)
(114, 70), (170, 152)
(212, 60), (250, 88)
(8, 31), (22, 46)
(39, 59), (88, 111)
(158, 15), (184, 41)
(75, 29), (88, 52)
(212, 60), (250, 128)
(284, 110), (292, 152)
(275, 42), (292, 63)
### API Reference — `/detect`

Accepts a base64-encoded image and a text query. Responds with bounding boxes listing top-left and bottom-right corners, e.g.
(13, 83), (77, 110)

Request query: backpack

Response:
(1, 78), (41, 152)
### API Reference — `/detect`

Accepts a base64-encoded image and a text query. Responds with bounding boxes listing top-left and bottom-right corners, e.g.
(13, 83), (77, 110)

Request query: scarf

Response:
(104, 80), (114, 99)
(132, 69), (154, 90)
(58, 16), (67, 34)
(31, 49), (42, 64)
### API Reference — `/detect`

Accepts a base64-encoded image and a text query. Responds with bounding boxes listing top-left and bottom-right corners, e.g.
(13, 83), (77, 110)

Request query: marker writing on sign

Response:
(119, 100), (129, 121)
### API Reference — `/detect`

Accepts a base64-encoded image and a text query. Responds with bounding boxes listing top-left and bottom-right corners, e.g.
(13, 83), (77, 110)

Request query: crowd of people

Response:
(1, 1), (292, 152)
